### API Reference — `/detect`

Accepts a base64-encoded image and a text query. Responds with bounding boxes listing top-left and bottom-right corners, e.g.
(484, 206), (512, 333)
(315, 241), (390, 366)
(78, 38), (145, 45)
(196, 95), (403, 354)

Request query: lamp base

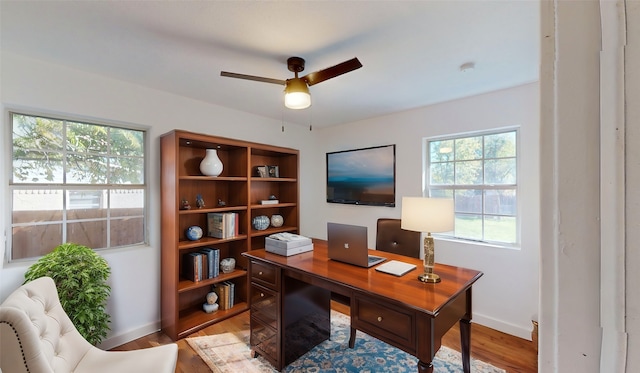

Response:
(418, 272), (441, 283)
(418, 233), (441, 283)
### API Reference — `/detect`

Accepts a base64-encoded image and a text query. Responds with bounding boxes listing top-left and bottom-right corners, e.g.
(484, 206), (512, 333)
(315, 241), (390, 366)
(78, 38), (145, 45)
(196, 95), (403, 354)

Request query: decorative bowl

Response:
(252, 215), (270, 230)
(185, 225), (203, 241)
(220, 258), (236, 274)
(271, 214), (284, 228)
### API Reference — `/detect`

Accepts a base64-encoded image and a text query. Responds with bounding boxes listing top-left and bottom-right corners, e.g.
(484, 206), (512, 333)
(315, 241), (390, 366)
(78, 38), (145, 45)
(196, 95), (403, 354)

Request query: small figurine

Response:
(217, 198), (226, 207)
(268, 194), (277, 201)
(196, 194), (205, 209)
(203, 291), (219, 313)
(206, 291), (218, 305)
(180, 199), (191, 210)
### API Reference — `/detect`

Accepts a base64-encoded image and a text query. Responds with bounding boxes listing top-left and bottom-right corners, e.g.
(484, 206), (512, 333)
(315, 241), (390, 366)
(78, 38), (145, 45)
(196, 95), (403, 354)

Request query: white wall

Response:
(0, 52), (314, 349)
(307, 83), (540, 339)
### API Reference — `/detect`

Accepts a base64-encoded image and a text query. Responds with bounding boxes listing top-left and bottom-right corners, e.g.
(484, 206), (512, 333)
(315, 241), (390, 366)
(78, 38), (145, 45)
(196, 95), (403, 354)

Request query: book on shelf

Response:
(200, 254), (208, 282)
(230, 281), (235, 308)
(207, 213), (223, 238)
(225, 212), (239, 237)
(184, 249), (223, 281)
(200, 247), (220, 278)
(207, 212), (239, 239)
(183, 252), (203, 282)
(214, 248), (220, 277)
(213, 284), (223, 310)
(220, 284), (228, 310)
(224, 281), (235, 308)
(260, 199), (279, 205)
(213, 282), (233, 310)
(194, 253), (202, 282)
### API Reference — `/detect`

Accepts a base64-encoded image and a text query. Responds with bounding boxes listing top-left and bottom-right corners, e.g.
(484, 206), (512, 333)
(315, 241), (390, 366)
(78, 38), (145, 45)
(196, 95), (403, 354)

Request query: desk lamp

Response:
(401, 197), (454, 283)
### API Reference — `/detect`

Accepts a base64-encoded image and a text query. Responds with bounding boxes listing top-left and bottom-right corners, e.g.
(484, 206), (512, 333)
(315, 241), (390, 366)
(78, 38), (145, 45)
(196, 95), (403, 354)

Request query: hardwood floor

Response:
(114, 301), (537, 373)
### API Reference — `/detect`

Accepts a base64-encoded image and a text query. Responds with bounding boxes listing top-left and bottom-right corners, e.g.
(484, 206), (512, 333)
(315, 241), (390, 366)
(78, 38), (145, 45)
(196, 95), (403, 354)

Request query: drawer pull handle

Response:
(260, 293), (265, 298)
(259, 271), (263, 276)
(377, 316), (383, 322)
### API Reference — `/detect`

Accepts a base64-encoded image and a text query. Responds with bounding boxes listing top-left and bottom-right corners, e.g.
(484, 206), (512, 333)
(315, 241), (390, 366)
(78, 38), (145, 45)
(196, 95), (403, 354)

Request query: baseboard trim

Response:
(98, 314), (532, 348)
(473, 313), (533, 341)
(98, 321), (162, 350)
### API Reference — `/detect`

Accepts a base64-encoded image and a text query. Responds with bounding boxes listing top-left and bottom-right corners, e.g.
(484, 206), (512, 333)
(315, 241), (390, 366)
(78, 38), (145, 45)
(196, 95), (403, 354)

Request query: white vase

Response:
(200, 149), (223, 176)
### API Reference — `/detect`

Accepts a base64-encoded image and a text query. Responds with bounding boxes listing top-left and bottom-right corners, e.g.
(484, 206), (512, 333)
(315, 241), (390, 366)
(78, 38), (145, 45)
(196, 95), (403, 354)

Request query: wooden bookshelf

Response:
(160, 130), (299, 340)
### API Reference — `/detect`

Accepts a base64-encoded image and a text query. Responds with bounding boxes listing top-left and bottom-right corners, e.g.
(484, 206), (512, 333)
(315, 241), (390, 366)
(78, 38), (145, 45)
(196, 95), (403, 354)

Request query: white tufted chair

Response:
(0, 277), (178, 373)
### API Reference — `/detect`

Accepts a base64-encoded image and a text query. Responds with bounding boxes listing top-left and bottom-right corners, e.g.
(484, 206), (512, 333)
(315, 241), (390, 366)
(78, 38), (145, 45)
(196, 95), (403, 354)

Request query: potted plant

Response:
(24, 242), (111, 345)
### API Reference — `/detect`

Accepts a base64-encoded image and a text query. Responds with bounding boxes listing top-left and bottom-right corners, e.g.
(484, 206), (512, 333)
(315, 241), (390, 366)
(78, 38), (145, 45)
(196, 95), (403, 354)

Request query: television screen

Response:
(326, 144), (396, 207)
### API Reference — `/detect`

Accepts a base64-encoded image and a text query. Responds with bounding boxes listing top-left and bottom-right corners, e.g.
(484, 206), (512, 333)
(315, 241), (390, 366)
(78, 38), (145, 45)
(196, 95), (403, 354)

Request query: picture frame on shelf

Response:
(256, 166), (268, 178)
(256, 165), (279, 177)
(267, 165), (279, 178)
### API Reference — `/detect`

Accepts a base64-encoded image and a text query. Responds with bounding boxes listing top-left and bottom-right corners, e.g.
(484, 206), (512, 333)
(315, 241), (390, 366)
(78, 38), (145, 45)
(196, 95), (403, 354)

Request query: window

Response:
(9, 112), (147, 261)
(426, 129), (518, 245)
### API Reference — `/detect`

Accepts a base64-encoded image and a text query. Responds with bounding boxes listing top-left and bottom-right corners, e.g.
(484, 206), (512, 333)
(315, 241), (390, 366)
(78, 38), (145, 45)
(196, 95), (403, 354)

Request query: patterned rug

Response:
(186, 310), (506, 373)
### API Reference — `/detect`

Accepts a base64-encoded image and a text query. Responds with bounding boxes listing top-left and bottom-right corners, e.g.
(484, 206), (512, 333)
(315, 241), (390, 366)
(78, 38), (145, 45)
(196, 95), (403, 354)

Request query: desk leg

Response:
(417, 360), (433, 373)
(460, 318), (471, 373)
(349, 326), (356, 348)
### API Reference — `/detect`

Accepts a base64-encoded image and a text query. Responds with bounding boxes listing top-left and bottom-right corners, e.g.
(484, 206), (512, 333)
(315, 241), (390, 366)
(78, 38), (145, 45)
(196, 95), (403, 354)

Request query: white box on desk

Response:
(265, 234), (312, 249)
(265, 243), (314, 256)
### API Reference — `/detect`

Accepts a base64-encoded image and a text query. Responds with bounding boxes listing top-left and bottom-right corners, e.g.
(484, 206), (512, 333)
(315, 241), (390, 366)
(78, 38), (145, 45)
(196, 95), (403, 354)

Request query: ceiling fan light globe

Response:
(285, 91), (311, 109)
(284, 78), (311, 109)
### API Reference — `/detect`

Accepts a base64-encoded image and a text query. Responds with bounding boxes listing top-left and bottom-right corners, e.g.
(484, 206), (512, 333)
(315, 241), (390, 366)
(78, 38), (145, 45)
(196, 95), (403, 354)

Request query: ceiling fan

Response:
(220, 57), (362, 109)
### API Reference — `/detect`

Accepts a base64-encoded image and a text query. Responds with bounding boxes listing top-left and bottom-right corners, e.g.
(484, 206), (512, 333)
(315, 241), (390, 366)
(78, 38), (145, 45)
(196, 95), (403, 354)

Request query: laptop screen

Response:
(327, 222), (385, 267)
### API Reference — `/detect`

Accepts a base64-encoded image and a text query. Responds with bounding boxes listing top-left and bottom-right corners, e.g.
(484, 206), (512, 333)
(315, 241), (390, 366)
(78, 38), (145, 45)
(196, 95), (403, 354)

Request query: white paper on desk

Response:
(268, 232), (309, 241)
(375, 260), (417, 276)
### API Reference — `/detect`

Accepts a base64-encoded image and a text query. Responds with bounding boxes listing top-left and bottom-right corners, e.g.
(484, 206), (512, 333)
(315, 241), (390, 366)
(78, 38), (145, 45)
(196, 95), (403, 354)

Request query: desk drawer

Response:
(250, 317), (279, 369)
(250, 283), (278, 328)
(353, 296), (415, 353)
(251, 260), (279, 290)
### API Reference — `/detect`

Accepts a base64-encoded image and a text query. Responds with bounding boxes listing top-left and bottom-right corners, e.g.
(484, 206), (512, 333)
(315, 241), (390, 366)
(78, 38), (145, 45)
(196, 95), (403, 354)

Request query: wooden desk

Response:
(242, 239), (483, 373)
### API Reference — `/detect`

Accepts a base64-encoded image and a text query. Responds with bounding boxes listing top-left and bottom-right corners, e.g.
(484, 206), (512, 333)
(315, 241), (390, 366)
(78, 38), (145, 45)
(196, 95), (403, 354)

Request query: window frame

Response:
(425, 127), (520, 248)
(7, 110), (150, 263)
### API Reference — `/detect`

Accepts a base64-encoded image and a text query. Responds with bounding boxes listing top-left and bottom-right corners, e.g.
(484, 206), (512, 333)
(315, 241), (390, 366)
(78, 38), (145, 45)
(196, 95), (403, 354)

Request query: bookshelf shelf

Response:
(177, 269), (248, 293)
(251, 203), (297, 209)
(250, 226), (298, 238)
(161, 130), (299, 341)
(177, 301), (249, 340)
(177, 235), (248, 250)
(180, 176), (248, 181)
(179, 205), (248, 215)
(250, 177), (297, 182)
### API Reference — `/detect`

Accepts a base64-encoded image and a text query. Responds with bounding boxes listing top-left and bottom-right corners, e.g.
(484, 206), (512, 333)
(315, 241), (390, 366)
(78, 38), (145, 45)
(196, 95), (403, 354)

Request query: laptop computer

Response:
(327, 222), (386, 267)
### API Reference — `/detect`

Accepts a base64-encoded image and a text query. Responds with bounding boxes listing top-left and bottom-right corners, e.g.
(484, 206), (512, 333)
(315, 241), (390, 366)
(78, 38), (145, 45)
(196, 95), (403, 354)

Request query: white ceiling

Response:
(1, 1), (539, 128)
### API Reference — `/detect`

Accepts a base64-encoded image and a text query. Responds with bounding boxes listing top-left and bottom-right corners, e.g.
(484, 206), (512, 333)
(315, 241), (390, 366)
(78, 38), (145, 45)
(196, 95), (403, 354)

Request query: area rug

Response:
(186, 310), (506, 373)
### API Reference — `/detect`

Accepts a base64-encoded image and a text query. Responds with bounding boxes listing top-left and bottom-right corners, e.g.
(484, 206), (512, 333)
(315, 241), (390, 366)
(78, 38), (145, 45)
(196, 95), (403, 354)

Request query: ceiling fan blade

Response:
(220, 71), (286, 86)
(302, 57), (362, 86)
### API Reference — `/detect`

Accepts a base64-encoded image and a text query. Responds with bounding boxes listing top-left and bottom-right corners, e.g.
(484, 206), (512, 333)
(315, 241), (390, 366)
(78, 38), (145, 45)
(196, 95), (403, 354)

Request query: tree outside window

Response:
(9, 112), (147, 261)
(427, 129), (518, 245)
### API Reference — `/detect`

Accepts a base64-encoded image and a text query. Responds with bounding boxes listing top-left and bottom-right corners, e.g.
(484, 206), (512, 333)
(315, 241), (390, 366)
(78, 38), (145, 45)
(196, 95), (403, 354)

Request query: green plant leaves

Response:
(24, 242), (111, 345)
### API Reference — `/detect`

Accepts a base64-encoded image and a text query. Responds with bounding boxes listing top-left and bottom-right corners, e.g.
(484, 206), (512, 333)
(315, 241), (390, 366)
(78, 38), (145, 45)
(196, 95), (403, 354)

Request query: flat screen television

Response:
(326, 144), (396, 207)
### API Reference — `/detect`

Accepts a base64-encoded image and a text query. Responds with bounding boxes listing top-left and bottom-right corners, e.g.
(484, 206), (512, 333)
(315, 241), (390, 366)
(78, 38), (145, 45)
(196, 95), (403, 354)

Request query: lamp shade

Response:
(284, 78), (311, 109)
(401, 197), (454, 233)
